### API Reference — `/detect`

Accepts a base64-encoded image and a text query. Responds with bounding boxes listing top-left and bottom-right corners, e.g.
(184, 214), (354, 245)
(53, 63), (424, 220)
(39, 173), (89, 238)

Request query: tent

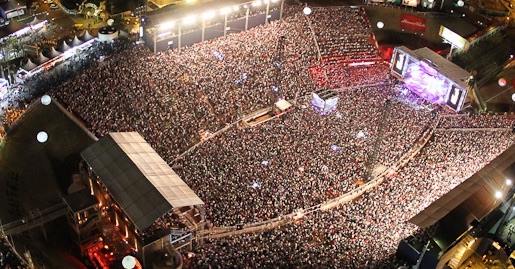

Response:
(22, 59), (37, 72)
(71, 35), (83, 47)
(59, 40), (71, 52)
(36, 52), (49, 64)
(49, 46), (62, 58)
(81, 30), (95, 41)
(29, 16), (41, 26)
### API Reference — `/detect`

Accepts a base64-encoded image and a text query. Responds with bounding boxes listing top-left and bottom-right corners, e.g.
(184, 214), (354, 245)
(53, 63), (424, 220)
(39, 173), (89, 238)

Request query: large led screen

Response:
(403, 60), (451, 105)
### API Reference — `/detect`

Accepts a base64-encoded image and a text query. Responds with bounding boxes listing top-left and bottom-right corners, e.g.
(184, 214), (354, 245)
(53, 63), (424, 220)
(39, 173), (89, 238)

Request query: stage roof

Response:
(81, 132), (203, 231)
(397, 46), (471, 89)
(414, 47), (471, 89)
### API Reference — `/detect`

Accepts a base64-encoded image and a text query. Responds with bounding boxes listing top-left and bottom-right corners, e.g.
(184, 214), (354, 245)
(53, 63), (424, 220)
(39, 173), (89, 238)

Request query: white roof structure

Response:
(81, 132), (204, 231)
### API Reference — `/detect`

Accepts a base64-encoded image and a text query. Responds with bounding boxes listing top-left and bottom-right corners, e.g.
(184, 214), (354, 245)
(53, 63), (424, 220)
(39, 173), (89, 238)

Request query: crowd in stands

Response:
(191, 120), (515, 268)
(4, 4), (512, 268)
(307, 7), (387, 88)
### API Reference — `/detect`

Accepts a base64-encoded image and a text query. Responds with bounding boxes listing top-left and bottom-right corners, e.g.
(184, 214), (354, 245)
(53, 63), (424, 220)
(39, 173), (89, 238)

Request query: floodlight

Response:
(182, 15), (197, 25)
(506, 178), (513, 186)
(202, 10), (215, 20)
(495, 190), (503, 199)
(303, 6), (312, 15)
(457, 0), (464, 6)
(122, 256), (136, 269)
(37, 131), (48, 143)
(376, 21), (384, 29)
(41, 95), (51, 105)
(498, 78), (507, 87)
(158, 21), (175, 31)
(252, 0), (263, 7)
(220, 6), (231, 15)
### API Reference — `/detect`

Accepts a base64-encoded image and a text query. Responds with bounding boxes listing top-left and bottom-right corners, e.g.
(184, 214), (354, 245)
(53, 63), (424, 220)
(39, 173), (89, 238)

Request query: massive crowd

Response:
(11, 4), (512, 268)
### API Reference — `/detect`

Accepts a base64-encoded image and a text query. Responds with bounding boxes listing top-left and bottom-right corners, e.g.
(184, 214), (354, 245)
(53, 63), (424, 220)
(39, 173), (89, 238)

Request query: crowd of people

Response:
(192, 119), (515, 268)
(308, 7), (387, 88)
(5, 4), (511, 268)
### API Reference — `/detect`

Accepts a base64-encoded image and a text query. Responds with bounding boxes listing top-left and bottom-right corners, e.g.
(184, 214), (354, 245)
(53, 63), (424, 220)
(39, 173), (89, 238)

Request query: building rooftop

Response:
(81, 132), (203, 231)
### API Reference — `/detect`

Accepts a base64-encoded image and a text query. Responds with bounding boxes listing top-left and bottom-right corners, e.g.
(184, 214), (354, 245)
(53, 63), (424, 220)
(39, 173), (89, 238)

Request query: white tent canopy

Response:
(81, 30), (95, 41)
(59, 40), (71, 52)
(36, 52), (49, 64)
(49, 46), (62, 58)
(22, 59), (37, 71)
(71, 35), (83, 47)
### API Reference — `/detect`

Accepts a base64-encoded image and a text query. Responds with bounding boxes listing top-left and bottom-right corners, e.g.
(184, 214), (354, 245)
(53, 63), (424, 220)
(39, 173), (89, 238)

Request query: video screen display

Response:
(403, 60), (451, 105)
(392, 50), (407, 76)
(446, 84), (465, 111)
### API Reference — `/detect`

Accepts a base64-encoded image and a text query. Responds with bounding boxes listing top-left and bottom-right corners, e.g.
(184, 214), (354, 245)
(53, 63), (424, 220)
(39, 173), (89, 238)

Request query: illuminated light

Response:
(41, 95), (51, 105)
(252, 0), (262, 7)
(202, 10), (215, 20)
(457, 0), (464, 6)
(37, 131), (48, 143)
(220, 6), (231, 15)
(122, 256), (137, 269)
(506, 178), (512, 186)
(158, 31), (172, 37)
(511, 93), (515, 102)
(158, 21), (175, 31)
(494, 190), (503, 199)
(303, 6), (312, 15)
(376, 21), (384, 29)
(498, 78), (507, 87)
(182, 15), (197, 25)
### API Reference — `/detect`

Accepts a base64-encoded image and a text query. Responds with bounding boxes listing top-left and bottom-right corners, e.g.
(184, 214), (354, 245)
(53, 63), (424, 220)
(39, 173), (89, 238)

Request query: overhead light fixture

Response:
(303, 6), (312, 15)
(182, 14), (197, 25)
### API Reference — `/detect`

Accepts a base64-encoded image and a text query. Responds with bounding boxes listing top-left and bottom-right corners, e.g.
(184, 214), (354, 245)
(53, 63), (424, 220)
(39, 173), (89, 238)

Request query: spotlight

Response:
(494, 190), (503, 199)
(41, 95), (51, 105)
(376, 21), (384, 29)
(37, 131), (48, 143)
(506, 178), (513, 186)
(303, 6), (312, 15)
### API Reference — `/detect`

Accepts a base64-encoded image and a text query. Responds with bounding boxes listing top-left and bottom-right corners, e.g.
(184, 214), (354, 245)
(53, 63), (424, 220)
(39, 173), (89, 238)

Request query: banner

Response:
(400, 14), (426, 32)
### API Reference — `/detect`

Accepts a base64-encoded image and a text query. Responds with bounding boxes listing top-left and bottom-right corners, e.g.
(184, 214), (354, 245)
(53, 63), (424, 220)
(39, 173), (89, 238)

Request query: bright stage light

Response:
(159, 21), (175, 31)
(122, 256), (137, 269)
(495, 190), (503, 199)
(376, 21), (384, 29)
(41, 95), (51, 105)
(506, 178), (512, 186)
(511, 93), (515, 102)
(303, 6), (312, 15)
(220, 6), (231, 15)
(252, 0), (263, 7)
(202, 10), (215, 20)
(182, 15), (197, 25)
(457, 0), (464, 6)
(37, 131), (48, 143)
(498, 78), (507, 87)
